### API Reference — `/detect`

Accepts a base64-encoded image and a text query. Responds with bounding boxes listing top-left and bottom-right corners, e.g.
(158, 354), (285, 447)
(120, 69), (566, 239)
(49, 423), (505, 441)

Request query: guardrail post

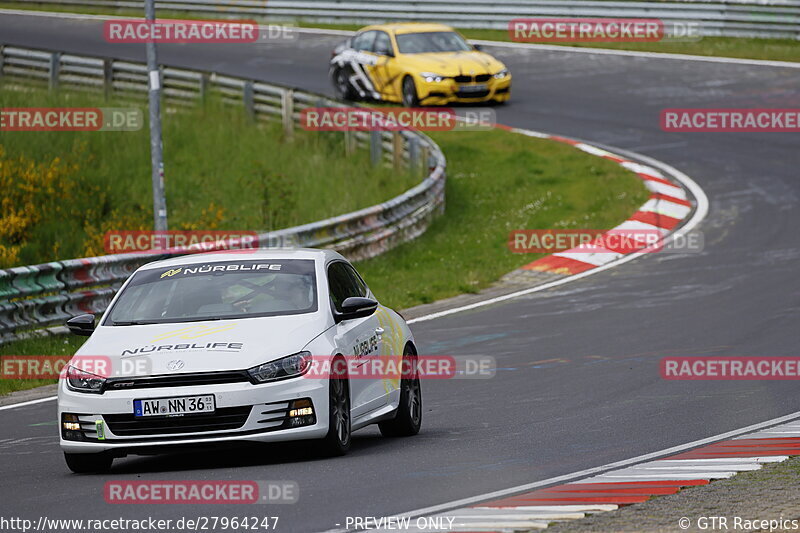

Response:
(281, 89), (294, 139)
(48, 52), (61, 90)
(420, 144), (431, 174)
(103, 59), (113, 100)
(392, 132), (403, 171)
(370, 130), (382, 166)
(344, 129), (355, 156)
(243, 80), (255, 120)
(199, 72), (210, 102)
(408, 136), (420, 176)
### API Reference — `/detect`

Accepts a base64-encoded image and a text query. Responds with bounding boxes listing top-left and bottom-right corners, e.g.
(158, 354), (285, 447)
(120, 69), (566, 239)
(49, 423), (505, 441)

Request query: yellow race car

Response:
(329, 23), (511, 106)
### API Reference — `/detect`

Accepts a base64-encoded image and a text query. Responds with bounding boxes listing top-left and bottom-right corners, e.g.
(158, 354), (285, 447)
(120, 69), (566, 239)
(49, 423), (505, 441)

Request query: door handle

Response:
(375, 327), (385, 335)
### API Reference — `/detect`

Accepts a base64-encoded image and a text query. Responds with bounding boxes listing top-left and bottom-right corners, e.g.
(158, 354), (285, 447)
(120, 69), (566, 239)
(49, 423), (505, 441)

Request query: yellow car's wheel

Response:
(402, 76), (420, 107)
(332, 66), (357, 101)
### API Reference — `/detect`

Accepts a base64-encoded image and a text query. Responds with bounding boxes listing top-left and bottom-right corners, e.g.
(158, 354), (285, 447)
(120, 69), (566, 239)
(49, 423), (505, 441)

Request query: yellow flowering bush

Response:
(0, 146), (80, 268)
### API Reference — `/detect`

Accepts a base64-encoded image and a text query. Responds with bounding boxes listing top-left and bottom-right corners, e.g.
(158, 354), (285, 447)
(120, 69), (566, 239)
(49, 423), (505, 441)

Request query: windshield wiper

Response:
(112, 317), (226, 326)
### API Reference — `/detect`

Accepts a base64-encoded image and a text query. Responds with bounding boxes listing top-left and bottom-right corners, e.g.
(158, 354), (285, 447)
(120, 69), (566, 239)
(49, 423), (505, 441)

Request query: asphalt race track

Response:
(1, 13), (799, 532)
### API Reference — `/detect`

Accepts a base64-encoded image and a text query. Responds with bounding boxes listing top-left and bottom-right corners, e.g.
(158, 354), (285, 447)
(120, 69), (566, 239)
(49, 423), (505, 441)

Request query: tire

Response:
(379, 347), (422, 437)
(64, 452), (113, 474)
(401, 76), (420, 108)
(320, 356), (351, 456)
(332, 67), (357, 101)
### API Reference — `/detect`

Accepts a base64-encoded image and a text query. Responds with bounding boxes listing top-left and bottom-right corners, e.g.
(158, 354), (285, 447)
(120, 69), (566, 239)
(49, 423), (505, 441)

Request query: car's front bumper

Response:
(58, 375), (329, 455)
(418, 75), (512, 105)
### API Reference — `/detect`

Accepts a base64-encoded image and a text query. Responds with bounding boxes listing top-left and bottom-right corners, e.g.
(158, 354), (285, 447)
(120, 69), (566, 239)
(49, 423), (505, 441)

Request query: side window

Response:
(352, 31), (377, 52)
(343, 264), (368, 297)
(372, 31), (392, 56)
(328, 262), (362, 313)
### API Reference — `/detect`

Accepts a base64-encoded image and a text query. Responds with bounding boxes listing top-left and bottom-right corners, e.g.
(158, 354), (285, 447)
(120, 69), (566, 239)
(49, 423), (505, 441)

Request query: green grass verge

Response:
(0, 84), (648, 398)
(0, 128), (648, 395)
(357, 128), (648, 309)
(0, 85), (411, 266)
(0, 335), (84, 395)
(1, 2), (798, 63)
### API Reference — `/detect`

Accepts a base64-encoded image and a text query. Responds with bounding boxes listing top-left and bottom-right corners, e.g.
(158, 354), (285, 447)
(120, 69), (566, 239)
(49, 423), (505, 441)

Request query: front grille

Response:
(456, 88), (490, 98)
(104, 370), (251, 391)
(104, 406), (251, 436)
(453, 74), (491, 83)
(257, 401), (291, 425)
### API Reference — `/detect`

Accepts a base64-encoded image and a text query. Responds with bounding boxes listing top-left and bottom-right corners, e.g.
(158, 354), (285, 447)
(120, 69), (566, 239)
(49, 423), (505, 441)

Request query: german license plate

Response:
(460, 84), (488, 92)
(134, 395), (215, 417)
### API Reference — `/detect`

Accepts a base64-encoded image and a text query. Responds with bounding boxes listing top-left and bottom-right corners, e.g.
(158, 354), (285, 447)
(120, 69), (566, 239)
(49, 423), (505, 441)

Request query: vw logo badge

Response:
(167, 360), (185, 371)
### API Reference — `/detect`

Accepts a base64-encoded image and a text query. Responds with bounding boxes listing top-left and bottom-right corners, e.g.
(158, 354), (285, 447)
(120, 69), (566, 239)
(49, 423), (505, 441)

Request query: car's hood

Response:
(402, 51), (505, 76)
(73, 315), (329, 377)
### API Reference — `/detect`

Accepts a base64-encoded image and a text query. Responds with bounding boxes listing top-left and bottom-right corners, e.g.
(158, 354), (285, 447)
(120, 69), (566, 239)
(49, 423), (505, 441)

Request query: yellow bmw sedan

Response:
(329, 23), (511, 106)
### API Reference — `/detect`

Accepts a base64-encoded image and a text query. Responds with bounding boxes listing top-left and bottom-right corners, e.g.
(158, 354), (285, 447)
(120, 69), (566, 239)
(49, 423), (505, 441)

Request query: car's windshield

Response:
(105, 259), (318, 325)
(395, 31), (472, 54)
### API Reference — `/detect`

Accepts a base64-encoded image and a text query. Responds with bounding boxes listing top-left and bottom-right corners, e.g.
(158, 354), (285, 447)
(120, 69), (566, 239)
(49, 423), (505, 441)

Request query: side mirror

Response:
(335, 297), (378, 323)
(376, 47), (395, 58)
(473, 44), (483, 51)
(66, 314), (95, 336)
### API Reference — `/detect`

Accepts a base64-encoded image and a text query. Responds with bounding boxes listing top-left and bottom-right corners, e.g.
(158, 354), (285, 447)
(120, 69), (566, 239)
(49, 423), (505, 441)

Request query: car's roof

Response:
(137, 248), (344, 271)
(361, 22), (456, 35)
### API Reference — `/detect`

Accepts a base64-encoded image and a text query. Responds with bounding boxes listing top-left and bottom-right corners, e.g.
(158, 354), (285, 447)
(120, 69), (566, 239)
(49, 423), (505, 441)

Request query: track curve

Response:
(1, 12), (799, 532)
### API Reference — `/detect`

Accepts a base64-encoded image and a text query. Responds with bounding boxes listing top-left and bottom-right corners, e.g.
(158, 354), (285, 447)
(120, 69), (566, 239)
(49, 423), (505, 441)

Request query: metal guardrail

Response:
(0, 44), (447, 344)
(4, 0), (800, 39)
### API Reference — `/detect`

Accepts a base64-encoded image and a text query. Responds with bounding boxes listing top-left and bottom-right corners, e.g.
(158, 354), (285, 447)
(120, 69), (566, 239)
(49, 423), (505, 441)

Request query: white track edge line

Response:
(407, 132), (709, 324)
(0, 134), (707, 408)
(0, 8), (798, 69)
(0, 395), (57, 411)
(323, 410), (800, 532)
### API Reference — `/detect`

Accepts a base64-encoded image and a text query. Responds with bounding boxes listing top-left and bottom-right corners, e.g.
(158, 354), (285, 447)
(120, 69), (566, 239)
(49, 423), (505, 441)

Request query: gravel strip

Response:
(546, 456), (800, 533)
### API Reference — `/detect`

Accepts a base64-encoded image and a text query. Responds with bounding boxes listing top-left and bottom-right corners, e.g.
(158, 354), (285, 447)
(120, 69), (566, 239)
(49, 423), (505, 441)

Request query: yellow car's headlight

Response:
(493, 69), (509, 80)
(420, 72), (446, 83)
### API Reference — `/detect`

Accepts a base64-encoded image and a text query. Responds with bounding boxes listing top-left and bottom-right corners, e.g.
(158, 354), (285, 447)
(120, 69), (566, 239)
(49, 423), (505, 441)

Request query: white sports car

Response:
(58, 249), (421, 473)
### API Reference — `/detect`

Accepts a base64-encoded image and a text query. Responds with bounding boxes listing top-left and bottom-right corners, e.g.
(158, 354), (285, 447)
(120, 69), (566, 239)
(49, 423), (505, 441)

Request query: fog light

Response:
(62, 413), (80, 431)
(286, 399), (315, 427)
(61, 413), (86, 441)
(289, 398), (314, 418)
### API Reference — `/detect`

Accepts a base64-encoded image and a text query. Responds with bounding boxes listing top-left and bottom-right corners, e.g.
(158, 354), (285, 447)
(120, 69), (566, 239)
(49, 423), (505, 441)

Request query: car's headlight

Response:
(493, 68), (509, 79)
(247, 351), (312, 384)
(65, 365), (106, 394)
(420, 72), (446, 83)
